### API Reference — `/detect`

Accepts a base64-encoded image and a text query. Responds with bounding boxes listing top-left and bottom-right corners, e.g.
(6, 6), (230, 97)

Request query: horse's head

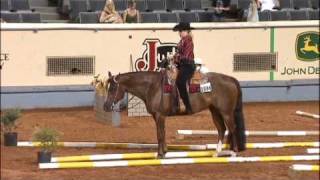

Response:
(103, 72), (126, 112)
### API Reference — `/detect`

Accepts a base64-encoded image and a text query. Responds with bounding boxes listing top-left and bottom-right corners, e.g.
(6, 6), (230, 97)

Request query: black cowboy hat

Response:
(173, 22), (195, 31)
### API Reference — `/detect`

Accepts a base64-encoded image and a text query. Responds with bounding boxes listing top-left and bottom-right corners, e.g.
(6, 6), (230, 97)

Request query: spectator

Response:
(257, 0), (276, 11)
(247, 0), (259, 21)
(212, 0), (231, 14)
(99, 0), (123, 23)
(123, 0), (141, 23)
(211, 0), (238, 21)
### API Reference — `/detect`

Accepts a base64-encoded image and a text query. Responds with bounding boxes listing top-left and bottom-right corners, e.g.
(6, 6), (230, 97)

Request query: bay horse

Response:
(104, 71), (246, 158)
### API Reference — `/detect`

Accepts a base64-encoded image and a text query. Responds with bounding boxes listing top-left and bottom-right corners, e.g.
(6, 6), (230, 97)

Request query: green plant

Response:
(32, 128), (60, 152)
(0, 108), (21, 133)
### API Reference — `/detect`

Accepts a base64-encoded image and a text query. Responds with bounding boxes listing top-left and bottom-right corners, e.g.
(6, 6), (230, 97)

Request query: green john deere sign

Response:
(296, 31), (319, 61)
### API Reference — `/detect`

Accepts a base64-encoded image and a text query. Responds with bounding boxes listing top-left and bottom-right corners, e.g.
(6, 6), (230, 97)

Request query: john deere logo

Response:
(296, 31), (319, 61)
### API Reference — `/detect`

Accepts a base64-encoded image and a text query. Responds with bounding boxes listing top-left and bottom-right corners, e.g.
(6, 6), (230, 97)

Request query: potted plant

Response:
(32, 128), (60, 163)
(1, 108), (21, 146)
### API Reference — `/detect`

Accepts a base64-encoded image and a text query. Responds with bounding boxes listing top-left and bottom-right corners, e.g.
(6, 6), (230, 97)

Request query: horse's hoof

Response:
(157, 153), (165, 159)
(216, 150), (237, 157)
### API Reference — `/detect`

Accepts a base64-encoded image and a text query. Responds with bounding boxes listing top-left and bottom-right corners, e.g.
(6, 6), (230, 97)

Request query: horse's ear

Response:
(108, 71), (112, 77)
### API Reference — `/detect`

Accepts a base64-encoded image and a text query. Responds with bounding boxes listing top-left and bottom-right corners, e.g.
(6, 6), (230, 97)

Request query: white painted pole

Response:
(296, 111), (320, 119)
(290, 164), (320, 171)
(39, 155), (320, 169)
(51, 151), (216, 162)
(17, 141), (320, 150)
(306, 148), (319, 154)
(176, 130), (319, 138)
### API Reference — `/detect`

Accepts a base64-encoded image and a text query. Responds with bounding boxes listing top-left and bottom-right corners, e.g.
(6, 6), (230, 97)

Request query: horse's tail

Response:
(234, 80), (246, 151)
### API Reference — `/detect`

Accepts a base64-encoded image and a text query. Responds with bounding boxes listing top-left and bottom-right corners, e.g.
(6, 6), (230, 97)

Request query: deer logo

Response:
(300, 36), (319, 54)
(296, 32), (319, 61)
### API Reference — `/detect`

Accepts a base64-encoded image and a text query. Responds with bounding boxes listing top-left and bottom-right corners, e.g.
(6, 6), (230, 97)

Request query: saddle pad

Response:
(164, 84), (173, 93)
(189, 84), (200, 93)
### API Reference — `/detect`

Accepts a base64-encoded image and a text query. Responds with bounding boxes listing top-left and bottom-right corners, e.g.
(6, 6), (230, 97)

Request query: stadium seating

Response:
(11, 0), (32, 11)
(165, 0), (184, 11)
(20, 12), (41, 23)
(197, 11), (214, 22)
(114, 0), (127, 11)
(308, 9), (319, 19)
(80, 12), (99, 23)
(140, 12), (159, 22)
(178, 12), (197, 22)
(289, 10), (308, 20)
(135, 0), (147, 12)
(237, 0), (251, 10)
(0, 0), (316, 23)
(270, 10), (290, 20)
(1, 0), (10, 11)
(279, 0), (293, 9)
(159, 12), (178, 22)
(146, 0), (166, 12)
(69, 0), (89, 20)
(89, 0), (105, 12)
(292, 0), (312, 9)
(310, 0), (319, 9)
(1, 12), (21, 22)
(258, 10), (271, 21)
(184, 0), (203, 11)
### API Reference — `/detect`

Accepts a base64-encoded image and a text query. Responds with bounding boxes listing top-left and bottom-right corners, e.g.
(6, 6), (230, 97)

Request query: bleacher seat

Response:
(279, 0), (292, 9)
(114, 0), (127, 11)
(69, 0), (88, 20)
(310, 0), (319, 9)
(159, 12), (178, 22)
(289, 10), (308, 20)
(89, 0), (105, 12)
(1, 0), (10, 11)
(11, 0), (31, 11)
(184, 0), (202, 11)
(178, 12), (197, 22)
(258, 10), (271, 21)
(270, 10), (290, 20)
(238, 0), (250, 10)
(308, 9), (319, 19)
(135, 0), (147, 12)
(21, 12), (41, 23)
(140, 12), (158, 22)
(197, 11), (214, 22)
(80, 12), (99, 23)
(292, 0), (311, 9)
(1, 12), (21, 22)
(165, 0), (184, 11)
(146, 0), (165, 12)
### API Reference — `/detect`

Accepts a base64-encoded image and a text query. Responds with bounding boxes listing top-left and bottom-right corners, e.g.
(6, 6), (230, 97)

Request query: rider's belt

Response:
(180, 59), (195, 65)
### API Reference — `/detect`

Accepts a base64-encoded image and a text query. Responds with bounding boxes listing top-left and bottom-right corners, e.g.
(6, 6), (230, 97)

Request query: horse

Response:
(104, 71), (246, 158)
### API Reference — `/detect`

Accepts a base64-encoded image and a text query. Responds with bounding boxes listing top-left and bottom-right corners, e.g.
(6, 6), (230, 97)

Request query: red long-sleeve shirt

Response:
(176, 35), (194, 62)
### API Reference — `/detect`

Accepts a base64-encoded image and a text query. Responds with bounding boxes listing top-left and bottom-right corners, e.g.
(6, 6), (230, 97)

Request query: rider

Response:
(173, 22), (196, 115)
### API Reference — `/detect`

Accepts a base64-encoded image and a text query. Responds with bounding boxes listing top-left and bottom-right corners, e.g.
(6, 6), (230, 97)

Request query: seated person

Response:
(123, 0), (141, 23)
(257, 0), (276, 11)
(99, 0), (123, 23)
(212, 0), (231, 13)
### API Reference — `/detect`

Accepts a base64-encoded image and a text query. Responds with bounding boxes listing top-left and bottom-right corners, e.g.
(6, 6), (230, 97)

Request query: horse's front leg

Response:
(153, 113), (167, 159)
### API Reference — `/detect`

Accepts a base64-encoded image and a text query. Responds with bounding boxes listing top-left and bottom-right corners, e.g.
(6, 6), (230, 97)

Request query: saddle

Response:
(163, 68), (210, 94)
(161, 66), (212, 115)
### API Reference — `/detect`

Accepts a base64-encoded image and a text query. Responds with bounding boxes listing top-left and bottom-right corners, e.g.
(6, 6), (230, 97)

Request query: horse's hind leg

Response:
(209, 106), (226, 154)
(221, 112), (238, 155)
(153, 113), (167, 159)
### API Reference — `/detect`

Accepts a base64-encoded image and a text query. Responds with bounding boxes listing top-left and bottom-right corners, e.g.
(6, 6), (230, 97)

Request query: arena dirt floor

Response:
(1, 101), (319, 180)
